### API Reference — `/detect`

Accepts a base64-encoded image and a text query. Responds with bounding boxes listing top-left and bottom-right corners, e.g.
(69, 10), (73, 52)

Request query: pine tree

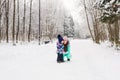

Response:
(95, 0), (120, 23)
(63, 16), (75, 37)
(95, 0), (120, 47)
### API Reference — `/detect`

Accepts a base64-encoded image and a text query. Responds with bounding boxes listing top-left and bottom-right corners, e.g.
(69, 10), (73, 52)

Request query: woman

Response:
(56, 34), (64, 63)
(63, 36), (71, 61)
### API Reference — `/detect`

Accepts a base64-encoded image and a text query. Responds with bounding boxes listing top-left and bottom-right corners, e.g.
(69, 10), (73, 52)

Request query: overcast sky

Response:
(61, 0), (89, 34)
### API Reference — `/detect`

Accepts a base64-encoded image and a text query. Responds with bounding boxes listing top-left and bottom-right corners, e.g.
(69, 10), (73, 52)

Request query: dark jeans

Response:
(57, 53), (64, 62)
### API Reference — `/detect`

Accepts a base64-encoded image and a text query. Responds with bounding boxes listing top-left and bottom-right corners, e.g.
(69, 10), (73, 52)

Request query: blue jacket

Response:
(56, 42), (64, 54)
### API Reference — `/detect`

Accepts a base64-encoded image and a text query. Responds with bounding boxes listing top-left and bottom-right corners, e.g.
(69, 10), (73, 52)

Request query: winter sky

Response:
(61, 0), (89, 36)
(61, 0), (84, 24)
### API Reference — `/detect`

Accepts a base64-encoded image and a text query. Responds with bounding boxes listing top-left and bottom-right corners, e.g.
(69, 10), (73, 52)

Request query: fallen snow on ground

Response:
(0, 39), (120, 80)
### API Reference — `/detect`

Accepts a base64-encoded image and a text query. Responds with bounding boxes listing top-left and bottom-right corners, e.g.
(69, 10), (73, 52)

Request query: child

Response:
(56, 34), (64, 63)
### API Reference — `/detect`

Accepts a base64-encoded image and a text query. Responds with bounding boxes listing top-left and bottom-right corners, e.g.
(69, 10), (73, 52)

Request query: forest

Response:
(0, 0), (120, 47)
(0, 1), (120, 80)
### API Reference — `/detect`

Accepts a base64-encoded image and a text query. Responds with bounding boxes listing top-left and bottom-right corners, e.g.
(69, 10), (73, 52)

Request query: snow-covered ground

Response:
(0, 39), (120, 80)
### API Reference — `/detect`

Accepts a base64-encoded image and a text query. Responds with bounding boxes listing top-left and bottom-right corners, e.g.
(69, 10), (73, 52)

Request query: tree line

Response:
(83, 0), (120, 48)
(0, 0), (75, 45)
(0, 0), (38, 44)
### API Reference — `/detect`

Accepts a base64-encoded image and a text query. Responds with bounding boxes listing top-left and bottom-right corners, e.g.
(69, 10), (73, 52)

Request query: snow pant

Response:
(63, 53), (71, 61)
(63, 53), (71, 59)
(57, 53), (64, 62)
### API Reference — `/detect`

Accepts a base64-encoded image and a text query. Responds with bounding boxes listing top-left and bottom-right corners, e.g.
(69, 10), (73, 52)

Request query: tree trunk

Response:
(107, 23), (114, 44)
(28, 0), (32, 42)
(93, 12), (100, 44)
(16, 0), (19, 43)
(114, 18), (119, 47)
(13, 0), (16, 45)
(0, 0), (1, 43)
(5, 0), (9, 43)
(84, 0), (94, 41)
(0, 0), (6, 10)
(23, 0), (26, 42)
(39, 0), (41, 45)
(0, 27), (2, 43)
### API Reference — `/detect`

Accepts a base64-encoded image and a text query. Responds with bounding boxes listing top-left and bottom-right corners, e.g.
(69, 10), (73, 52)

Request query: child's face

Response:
(61, 41), (64, 44)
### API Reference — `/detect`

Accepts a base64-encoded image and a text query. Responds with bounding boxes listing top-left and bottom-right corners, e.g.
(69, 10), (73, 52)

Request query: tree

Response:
(23, 0), (26, 42)
(0, 0), (1, 43)
(95, 0), (120, 46)
(16, 0), (19, 43)
(39, 0), (41, 45)
(88, 0), (102, 44)
(83, 0), (94, 41)
(28, 0), (33, 42)
(0, 0), (6, 42)
(13, 0), (16, 45)
(5, 0), (9, 43)
(63, 16), (75, 37)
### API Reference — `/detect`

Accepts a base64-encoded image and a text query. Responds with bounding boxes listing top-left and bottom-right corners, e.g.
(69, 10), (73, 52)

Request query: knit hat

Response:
(57, 34), (63, 43)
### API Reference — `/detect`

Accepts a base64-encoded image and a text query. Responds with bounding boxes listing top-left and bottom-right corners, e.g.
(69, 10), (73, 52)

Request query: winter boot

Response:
(67, 58), (70, 61)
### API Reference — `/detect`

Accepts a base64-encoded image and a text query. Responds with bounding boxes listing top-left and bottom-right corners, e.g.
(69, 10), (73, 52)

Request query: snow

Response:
(110, 0), (116, 4)
(0, 39), (120, 80)
(105, 3), (110, 9)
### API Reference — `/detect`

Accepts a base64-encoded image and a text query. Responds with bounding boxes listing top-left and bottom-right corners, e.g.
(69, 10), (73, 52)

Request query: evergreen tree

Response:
(95, 0), (120, 23)
(95, 0), (120, 47)
(63, 16), (75, 37)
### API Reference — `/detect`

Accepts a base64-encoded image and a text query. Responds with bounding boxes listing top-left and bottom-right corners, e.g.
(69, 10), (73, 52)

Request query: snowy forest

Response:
(1, 0), (120, 80)
(0, 0), (120, 47)
(0, 0), (77, 44)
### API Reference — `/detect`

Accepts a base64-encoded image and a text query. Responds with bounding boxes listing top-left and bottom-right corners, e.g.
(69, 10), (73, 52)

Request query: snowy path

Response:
(0, 40), (120, 80)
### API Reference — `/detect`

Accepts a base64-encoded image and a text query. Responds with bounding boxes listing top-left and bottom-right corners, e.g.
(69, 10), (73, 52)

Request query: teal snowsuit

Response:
(63, 44), (71, 60)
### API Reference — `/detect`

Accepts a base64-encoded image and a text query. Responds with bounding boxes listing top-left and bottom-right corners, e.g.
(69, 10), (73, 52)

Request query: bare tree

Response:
(16, 0), (19, 43)
(91, 8), (101, 43)
(39, 0), (41, 45)
(0, 0), (6, 10)
(107, 23), (114, 44)
(12, 0), (16, 45)
(0, 0), (6, 42)
(28, 0), (33, 42)
(23, 0), (26, 42)
(0, 0), (1, 43)
(114, 18), (119, 47)
(5, 0), (9, 43)
(48, 23), (54, 41)
(83, 0), (94, 41)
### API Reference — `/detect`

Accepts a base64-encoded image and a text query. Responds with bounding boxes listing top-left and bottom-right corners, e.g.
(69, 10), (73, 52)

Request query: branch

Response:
(0, 0), (6, 10)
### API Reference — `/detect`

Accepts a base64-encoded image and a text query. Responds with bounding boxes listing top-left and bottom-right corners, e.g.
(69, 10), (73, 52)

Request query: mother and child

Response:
(56, 34), (71, 63)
